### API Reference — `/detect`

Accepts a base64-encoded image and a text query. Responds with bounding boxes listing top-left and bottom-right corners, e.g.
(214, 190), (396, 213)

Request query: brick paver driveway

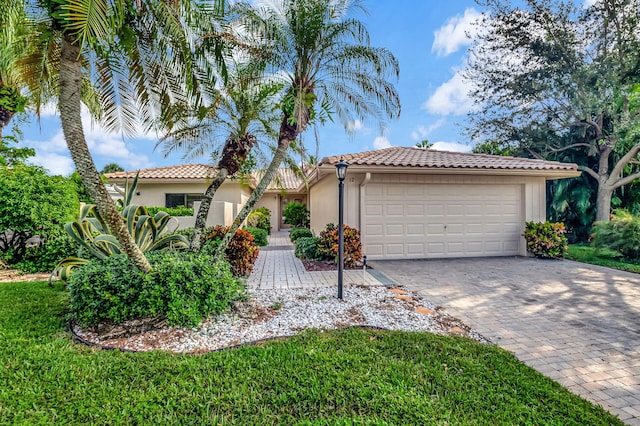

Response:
(371, 257), (640, 425)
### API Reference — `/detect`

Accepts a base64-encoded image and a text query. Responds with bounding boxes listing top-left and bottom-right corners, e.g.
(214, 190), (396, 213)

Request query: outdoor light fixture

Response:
(335, 156), (348, 299)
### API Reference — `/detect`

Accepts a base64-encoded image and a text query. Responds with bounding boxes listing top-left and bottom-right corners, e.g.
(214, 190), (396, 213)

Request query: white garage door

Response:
(363, 183), (523, 259)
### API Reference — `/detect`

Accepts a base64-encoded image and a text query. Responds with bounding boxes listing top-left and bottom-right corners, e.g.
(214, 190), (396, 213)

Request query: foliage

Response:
(523, 222), (568, 259)
(0, 283), (624, 425)
(203, 225), (259, 277)
(289, 227), (313, 242)
(294, 236), (321, 260)
(465, 0), (640, 222)
(14, 234), (81, 273)
(246, 207), (272, 234)
(566, 244), (640, 275)
(284, 202), (310, 228)
(100, 163), (124, 174)
(146, 206), (194, 217)
(67, 252), (246, 328)
(592, 210), (640, 259)
(56, 182), (189, 281)
(317, 223), (363, 268)
(0, 85), (27, 114)
(0, 163), (79, 264)
(0, 133), (34, 166)
(244, 227), (268, 247)
(69, 170), (94, 204)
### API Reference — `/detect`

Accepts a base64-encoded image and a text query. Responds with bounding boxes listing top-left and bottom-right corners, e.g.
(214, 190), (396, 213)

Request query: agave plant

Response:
(54, 174), (188, 281)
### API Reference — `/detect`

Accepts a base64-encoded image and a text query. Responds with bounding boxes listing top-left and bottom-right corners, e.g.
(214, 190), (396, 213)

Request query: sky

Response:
(9, 0), (594, 176)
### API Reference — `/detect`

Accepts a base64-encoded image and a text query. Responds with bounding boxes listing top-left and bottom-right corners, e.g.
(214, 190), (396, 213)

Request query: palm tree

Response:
(160, 62), (283, 251)
(214, 0), (401, 257)
(14, 0), (228, 272)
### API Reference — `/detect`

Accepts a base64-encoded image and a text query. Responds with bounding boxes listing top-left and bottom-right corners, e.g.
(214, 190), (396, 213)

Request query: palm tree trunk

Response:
(213, 119), (298, 260)
(190, 168), (228, 251)
(59, 36), (152, 273)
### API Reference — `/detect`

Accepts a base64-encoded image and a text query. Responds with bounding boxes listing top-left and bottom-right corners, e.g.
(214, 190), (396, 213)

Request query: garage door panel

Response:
(364, 183), (523, 259)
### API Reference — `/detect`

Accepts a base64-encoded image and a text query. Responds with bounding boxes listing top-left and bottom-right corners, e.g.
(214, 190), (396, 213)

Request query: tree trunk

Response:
(595, 183), (613, 222)
(190, 168), (228, 251)
(59, 36), (152, 273)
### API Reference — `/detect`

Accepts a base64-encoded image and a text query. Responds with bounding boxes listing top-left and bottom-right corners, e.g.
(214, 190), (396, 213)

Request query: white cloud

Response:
(423, 71), (475, 116)
(432, 8), (482, 57)
(373, 135), (392, 149)
(411, 119), (446, 141)
(431, 141), (472, 153)
(346, 119), (364, 132)
(22, 107), (156, 176)
(583, 0), (598, 7)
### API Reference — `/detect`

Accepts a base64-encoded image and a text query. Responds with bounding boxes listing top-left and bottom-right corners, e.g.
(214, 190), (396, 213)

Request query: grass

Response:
(1, 281), (624, 425)
(567, 243), (640, 274)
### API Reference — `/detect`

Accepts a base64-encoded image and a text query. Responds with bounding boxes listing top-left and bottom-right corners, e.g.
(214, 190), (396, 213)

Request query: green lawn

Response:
(567, 243), (640, 274)
(0, 281), (623, 425)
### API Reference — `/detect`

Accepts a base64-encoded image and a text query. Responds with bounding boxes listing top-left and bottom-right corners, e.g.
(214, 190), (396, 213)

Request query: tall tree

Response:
(14, 0), (227, 272)
(214, 0), (401, 258)
(466, 0), (640, 222)
(160, 62), (283, 251)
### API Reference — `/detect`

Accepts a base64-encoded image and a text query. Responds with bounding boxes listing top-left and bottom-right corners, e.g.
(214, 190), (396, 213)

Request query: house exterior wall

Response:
(129, 181), (251, 207)
(310, 172), (547, 257)
(255, 193), (280, 232)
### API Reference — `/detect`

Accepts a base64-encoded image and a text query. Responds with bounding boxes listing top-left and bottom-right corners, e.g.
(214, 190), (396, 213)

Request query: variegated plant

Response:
(54, 174), (188, 281)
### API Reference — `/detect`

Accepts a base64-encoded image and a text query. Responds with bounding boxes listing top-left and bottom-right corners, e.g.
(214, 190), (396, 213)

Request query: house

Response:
(104, 146), (579, 260)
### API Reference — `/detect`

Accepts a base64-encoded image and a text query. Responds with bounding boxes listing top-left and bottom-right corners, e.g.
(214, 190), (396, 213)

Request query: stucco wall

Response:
(129, 181), (251, 207)
(255, 193), (280, 232)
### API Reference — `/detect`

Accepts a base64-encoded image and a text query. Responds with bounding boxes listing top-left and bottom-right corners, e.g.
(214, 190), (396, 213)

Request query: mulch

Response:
(301, 259), (372, 272)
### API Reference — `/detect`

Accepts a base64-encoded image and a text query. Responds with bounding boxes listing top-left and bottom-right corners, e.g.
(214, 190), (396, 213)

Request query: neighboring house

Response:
(105, 146), (579, 260)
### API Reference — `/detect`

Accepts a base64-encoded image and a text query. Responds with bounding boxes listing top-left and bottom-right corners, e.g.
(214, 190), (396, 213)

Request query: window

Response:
(165, 193), (203, 208)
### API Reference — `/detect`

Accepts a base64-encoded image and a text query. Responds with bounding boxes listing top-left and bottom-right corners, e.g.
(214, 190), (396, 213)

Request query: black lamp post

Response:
(335, 157), (348, 299)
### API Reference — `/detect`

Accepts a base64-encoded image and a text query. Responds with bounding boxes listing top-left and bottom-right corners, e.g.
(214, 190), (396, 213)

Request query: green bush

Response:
(15, 234), (81, 273)
(284, 202), (310, 228)
(244, 227), (268, 246)
(146, 206), (194, 217)
(68, 251), (247, 328)
(294, 237), (321, 260)
(203, 226), (259, 277)
(317, 223), (363, 268)
(290, 227), (313, 242)
(247, 207), (271, 234)
(523, 221), (568, 259)
(592, 210), (640, 259)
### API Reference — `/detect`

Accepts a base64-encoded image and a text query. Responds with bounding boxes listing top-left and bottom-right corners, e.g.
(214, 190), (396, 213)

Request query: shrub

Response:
(247, 207), (271, 234)
(0, 164), (79, 264)
(68, 252), (247, 328)
(294, 237), (321, 260)
(290, 227), (313, 242)
(146, 206), (194, 217)
(317, 223), (363, 268)
(592, 210), (640, 259)
(245, 227), (268, 246)
(203, 225), (259, 277)
(15, 234), (80, 273)
(523, 221), (568, 259)
(284, 202), (310, 228)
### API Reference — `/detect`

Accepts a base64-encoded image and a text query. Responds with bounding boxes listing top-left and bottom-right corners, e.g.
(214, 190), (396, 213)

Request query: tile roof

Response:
(255, 168), (305, 191)
(105, 164), (304, 190)
(104, 164), (218, 180)
(319, 146), (578, 171)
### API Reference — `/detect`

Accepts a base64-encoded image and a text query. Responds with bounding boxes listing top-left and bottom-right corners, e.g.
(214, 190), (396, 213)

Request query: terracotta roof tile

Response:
(255, 168), (304, 191)
(319, 146), (578, 171)
(104, 164), (218, 180)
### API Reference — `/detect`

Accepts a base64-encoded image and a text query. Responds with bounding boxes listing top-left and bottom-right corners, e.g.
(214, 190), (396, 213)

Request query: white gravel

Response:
(72, 284), (488, 353)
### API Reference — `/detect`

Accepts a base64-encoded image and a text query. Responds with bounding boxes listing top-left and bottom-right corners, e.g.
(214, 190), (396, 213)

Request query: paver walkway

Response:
(371, 257), (640, 425)
(246, 230), (382, 290)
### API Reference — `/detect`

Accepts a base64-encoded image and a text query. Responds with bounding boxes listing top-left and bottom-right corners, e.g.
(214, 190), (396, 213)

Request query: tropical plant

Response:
(160, 61), (283, 251)
(592, 210), (640, 259)
(289, 227), (313, 242)
(523, 221), (568, 259)
(294, 236), (321, 260)
(246, 207), (271, 233)
(0, 163), (79, 264)
(284, 201), (310, 228)
(55, 176), (188, 281)
(214, 0), (401, 260)
(202, 225), (259, 277)
(244, 227), (268, 246)
(465, 0), (640, 222)
(317, 223), (362, 268)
